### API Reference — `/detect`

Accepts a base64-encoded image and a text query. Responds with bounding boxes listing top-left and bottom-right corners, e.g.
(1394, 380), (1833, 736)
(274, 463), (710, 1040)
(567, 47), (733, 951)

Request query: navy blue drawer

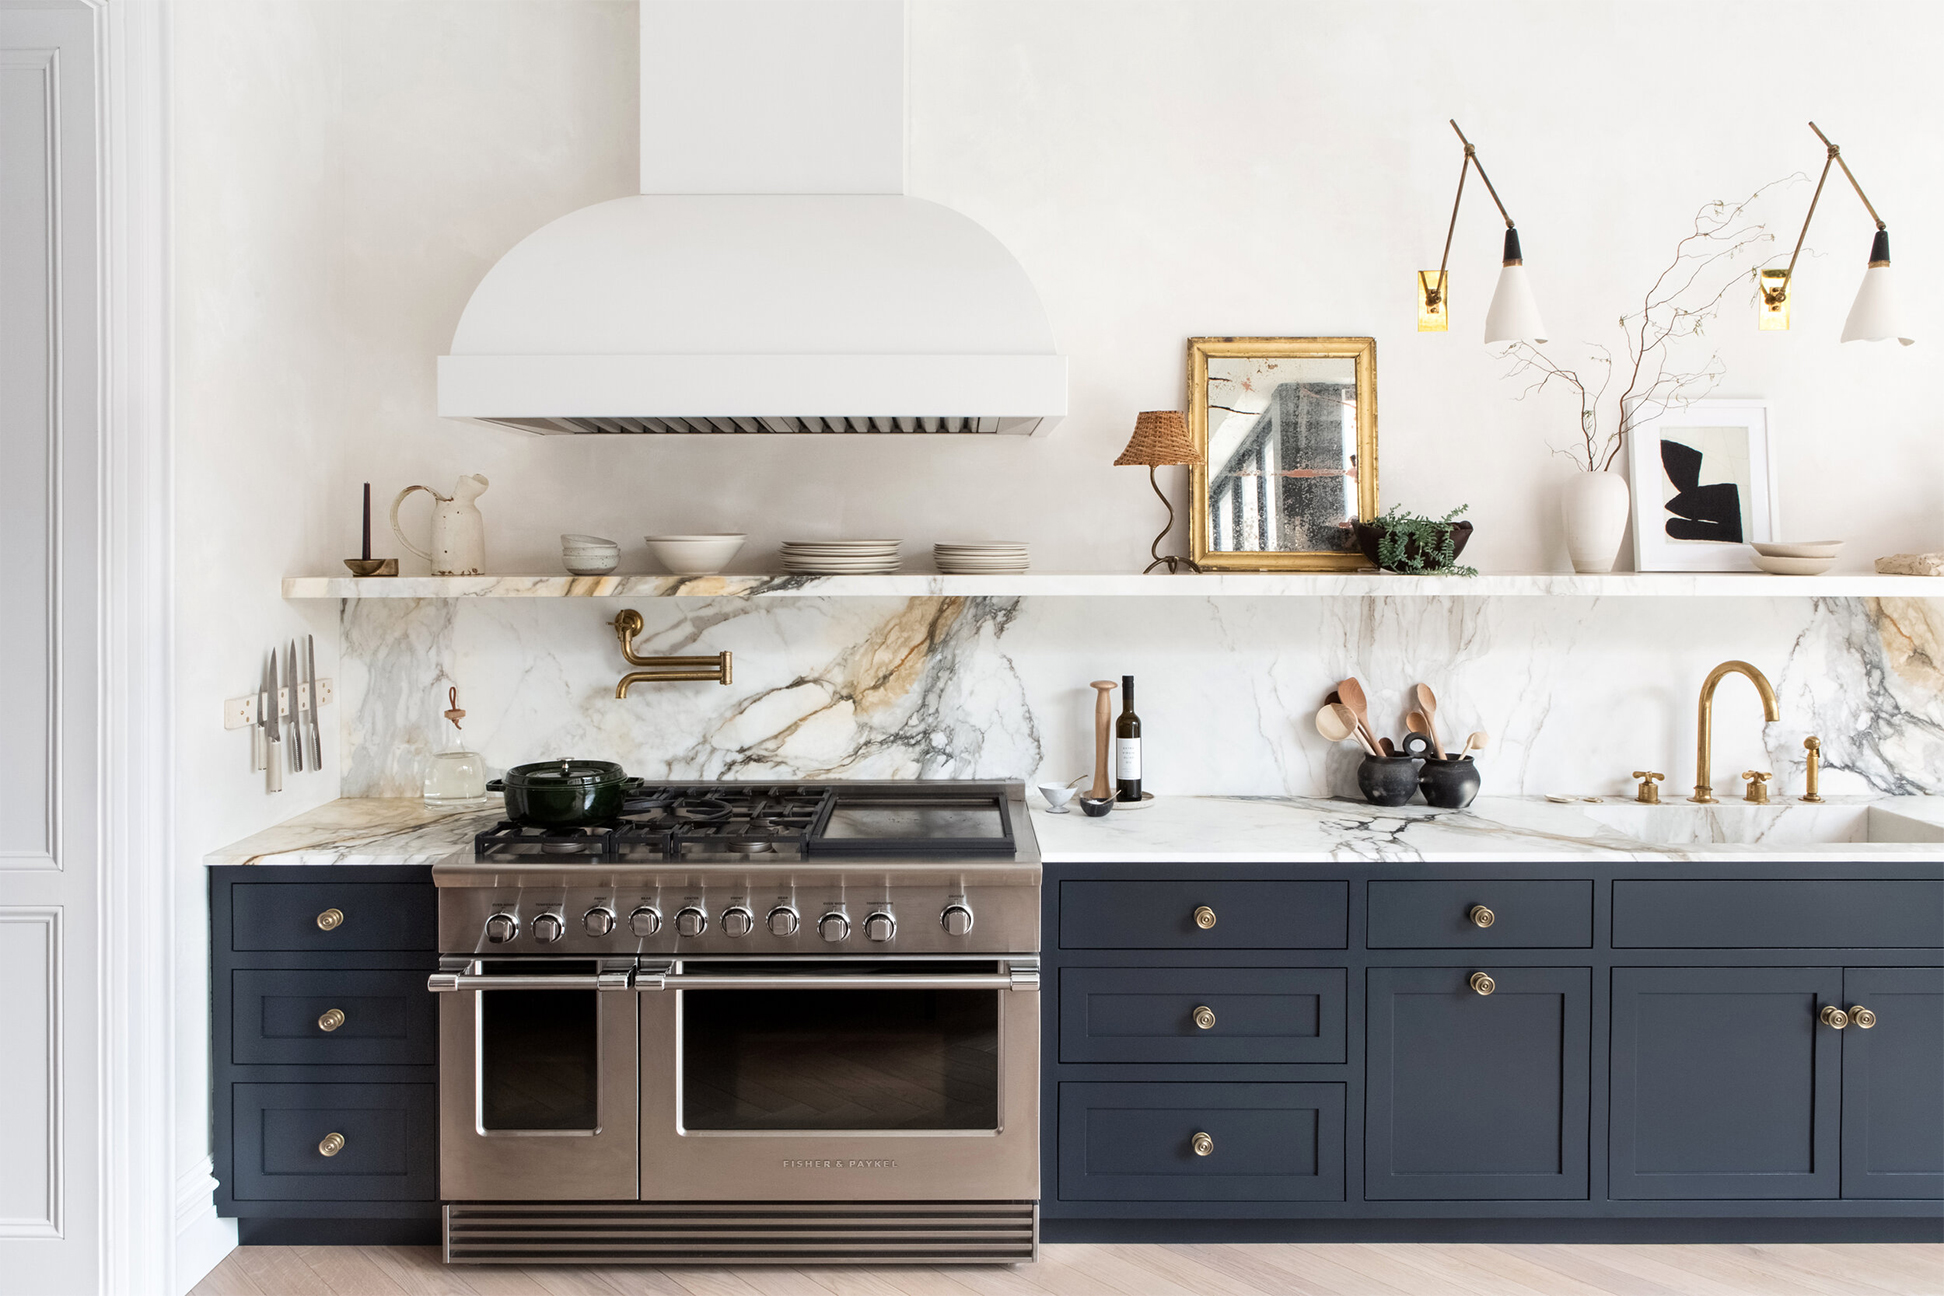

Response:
(232, 882), (435, 952)
(1613, 881), (1944, 948)
(231, 969), (437, 1066)
(1058, 1082), (1345, 1201)
(1060, 881), (1348, 949)
(230, 1083), (436, 1202)
(1369, 880), (1592, 949)
(1060, 968), (1345, 1064)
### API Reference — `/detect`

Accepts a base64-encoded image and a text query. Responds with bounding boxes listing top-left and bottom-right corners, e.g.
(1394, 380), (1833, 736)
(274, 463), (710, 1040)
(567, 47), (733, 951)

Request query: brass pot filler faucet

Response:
(611, 609), (732, 698)
(1632, 659), (1823, 805)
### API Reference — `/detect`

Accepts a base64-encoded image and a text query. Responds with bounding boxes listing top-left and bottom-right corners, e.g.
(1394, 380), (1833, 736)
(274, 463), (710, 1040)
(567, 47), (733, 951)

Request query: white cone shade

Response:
(1484, 264), (1548, 343)
(1841, 265), (1914, 346)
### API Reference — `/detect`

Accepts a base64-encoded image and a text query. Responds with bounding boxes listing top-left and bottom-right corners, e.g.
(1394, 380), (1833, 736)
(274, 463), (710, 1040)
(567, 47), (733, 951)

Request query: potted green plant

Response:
(1353, 504), (1477, 576)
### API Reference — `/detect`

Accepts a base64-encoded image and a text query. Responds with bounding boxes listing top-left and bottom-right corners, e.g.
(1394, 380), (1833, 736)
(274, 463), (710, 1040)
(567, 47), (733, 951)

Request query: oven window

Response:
(682, 988), (1000, 1130)
(480, 986), (598, 1130)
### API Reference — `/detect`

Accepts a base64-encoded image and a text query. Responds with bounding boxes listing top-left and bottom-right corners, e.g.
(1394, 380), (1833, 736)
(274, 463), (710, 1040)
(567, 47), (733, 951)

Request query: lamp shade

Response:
(1841, 230), (1914, 346)
(1115, 410), (1198, 466)
(1483, 230), (1548, 344)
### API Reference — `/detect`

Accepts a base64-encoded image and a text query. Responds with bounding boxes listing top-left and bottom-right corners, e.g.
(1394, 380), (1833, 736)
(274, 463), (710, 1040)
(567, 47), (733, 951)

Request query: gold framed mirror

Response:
(1187, 336), (1377, 571)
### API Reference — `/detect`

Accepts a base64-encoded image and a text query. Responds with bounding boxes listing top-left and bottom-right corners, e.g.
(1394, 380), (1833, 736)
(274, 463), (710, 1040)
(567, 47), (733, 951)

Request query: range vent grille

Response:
(481, 415), (1044, 436)
(444, 1200), (1038, 1266)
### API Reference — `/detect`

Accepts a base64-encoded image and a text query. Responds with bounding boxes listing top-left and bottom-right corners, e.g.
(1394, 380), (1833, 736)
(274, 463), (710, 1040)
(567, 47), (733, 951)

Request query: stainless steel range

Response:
(427, 780), (1041, 1265)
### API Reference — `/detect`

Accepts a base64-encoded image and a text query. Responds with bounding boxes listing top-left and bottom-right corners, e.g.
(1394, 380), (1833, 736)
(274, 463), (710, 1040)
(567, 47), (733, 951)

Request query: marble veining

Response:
(337, 593), (1944, 802)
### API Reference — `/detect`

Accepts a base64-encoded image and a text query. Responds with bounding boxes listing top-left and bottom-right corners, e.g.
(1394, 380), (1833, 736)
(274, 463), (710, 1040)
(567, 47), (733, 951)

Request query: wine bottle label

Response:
(1117, 738), (1141, 780)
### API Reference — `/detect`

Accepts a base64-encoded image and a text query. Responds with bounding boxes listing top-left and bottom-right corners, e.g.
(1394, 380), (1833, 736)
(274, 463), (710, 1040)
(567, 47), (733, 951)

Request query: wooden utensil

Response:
(1414, 684), (1447, 759)
(1089, 681), (1118, 799)
(1335, 678), (1381, 754)
(1460, 730), (1489, 757)
(1379, 737), (1396, 756)
(1406, 709), (1445, 758)
(1316, 705), (1377, 757)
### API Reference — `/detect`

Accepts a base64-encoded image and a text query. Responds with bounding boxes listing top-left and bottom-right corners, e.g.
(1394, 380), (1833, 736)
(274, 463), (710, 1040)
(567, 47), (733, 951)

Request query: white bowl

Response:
(1753, 553), (1837, 576)
(1037, 785), (1078, 813)
(646, 534), (746, 575)
(562, 533), (617, 549)
(1751, 540), (1843, 559)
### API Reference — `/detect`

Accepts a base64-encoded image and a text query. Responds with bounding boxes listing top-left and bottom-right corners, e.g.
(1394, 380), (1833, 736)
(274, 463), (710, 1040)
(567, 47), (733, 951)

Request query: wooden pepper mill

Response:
(1088, 680), (1118, 800)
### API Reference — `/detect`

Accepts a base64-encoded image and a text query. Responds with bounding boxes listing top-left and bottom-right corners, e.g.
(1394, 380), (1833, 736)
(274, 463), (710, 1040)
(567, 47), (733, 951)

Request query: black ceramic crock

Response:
(487, 759), (643, 827)
(1418, 755), (1482, 809)
(1357, 754), (1422, 807)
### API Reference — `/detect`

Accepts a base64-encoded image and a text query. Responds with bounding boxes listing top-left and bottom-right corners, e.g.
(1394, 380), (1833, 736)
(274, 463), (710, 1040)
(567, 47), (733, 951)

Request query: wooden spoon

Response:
(1414, 683), (1447, 759)
(1459, 730), (1490, 757)
(1335, 678), (1381, 754)
(1406, 710), (1444, 758)
(1316, 704), (1378, 757)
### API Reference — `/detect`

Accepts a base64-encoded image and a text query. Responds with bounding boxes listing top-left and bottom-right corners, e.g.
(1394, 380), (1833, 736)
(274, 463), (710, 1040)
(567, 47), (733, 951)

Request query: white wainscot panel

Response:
(0, 909), (58, 1234)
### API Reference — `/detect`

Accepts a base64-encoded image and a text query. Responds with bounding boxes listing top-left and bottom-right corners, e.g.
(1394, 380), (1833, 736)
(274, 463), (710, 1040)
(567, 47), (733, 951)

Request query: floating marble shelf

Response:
(282, 571), (1944, 599)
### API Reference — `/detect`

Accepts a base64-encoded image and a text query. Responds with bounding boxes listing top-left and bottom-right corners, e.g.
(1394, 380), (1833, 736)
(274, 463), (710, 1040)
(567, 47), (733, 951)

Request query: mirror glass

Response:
(1204, 355), (1361, 556)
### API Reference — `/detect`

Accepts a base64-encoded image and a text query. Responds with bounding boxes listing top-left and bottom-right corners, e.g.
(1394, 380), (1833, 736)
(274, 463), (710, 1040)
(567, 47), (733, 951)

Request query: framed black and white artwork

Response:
(1628, 400), (1775, 572)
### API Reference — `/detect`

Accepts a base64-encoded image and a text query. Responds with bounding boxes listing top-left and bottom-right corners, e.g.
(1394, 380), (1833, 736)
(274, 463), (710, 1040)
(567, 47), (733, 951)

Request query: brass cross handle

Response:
(1193, 1006), (1216, 1030)
(1632, 771), (1664, 804)
(317, 1008), (346, 1032)
(318, 1132), (346, 1157)
(1742, 771), (1772, 804)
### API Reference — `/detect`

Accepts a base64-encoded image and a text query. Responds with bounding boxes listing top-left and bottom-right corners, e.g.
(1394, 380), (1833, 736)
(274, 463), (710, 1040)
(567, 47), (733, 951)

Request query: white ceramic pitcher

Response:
(392, 475), (489, 576)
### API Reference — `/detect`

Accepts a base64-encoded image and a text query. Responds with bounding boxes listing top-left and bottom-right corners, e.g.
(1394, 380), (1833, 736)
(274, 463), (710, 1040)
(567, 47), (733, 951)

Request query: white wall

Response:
(169, 0), (1943, 1271)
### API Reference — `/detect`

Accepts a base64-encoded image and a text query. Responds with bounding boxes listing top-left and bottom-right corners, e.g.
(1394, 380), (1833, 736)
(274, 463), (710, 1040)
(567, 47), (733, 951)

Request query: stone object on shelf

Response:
(1876, 552), (1944, 576)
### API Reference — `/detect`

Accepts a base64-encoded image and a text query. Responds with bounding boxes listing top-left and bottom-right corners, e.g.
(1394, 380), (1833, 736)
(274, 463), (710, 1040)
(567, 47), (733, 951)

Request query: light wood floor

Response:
(191, 1241), (1944, 1296)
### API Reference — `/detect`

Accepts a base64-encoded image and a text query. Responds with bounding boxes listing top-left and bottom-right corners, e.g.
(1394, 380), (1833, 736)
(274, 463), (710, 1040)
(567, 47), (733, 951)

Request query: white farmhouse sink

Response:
(1583, 800), (1944, 847)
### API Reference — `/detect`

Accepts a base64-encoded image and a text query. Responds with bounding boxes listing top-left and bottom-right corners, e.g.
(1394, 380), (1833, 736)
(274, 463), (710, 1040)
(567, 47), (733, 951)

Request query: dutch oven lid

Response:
(501, 758), (627, 789)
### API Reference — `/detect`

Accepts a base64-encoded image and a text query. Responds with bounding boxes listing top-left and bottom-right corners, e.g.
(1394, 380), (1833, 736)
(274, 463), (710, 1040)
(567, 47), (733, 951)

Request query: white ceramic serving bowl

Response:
(1751, 540), (1843, 559)
(1753, 552), (1837, 576)
(1038, 785), (1078, 813)
(646, 533), (746, 575)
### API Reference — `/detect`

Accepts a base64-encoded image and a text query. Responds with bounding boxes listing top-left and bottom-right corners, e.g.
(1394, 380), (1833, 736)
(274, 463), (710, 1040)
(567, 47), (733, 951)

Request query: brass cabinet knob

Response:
(1191, 1131), (1214, 1157)
(317, 1008), (346, 1033)
(318, 1132), (345, 1157)
(1819, 1005), (1849, 1030)
(315, 907), (344, 931)
(1469, 971), (1496, 996)
(1193, 906), (1217, 930)
(1193, 1005), (1216, 1030)
(1469, 905), (1496, 928)
(1848, 1004), (1877, 1029)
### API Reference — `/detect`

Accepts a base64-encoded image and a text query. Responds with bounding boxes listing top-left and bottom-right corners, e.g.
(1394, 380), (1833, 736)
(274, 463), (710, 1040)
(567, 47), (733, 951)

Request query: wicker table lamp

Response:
(1115, 410), (1203, 574)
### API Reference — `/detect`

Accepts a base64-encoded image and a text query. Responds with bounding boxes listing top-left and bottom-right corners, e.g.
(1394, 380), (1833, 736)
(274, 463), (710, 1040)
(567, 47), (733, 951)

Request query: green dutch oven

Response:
(487, 759), (644, 827)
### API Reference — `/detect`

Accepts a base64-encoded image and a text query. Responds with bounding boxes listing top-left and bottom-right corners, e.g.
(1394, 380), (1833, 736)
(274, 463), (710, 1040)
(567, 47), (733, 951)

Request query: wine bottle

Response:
(1116, 674), (1142, 802)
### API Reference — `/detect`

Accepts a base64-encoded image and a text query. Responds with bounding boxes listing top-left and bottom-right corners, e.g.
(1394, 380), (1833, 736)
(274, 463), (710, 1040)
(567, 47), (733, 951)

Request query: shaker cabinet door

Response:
(1365, 967), (1589, 1200)
(1610, 967), (1842, 1200)
(1842, 967), (1944, 1200)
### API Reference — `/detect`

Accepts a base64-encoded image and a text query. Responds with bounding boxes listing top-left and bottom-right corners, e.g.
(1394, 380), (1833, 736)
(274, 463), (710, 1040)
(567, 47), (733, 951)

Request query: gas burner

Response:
(672, 797), (733, 823)
(726, 837), (775, 855)
(540, 833), (594, 855)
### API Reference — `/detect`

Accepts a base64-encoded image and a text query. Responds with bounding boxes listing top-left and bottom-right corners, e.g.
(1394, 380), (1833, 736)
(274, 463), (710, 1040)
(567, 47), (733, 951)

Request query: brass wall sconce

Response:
(612, 609), (732, 698)
(1760, 122), (1912, 345)
(1418, 119), (1549, 343)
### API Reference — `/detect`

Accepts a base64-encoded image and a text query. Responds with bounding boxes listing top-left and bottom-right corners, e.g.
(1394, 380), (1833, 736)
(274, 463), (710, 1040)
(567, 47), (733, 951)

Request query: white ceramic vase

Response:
(1561, 470), (1630, 573)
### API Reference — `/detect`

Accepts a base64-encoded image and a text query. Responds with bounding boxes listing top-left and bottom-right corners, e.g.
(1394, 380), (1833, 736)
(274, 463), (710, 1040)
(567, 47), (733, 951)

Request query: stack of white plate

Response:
(780, 540), (902, 574)
(1750, 540), (1842, 576)
(935, 542), (1030, 574)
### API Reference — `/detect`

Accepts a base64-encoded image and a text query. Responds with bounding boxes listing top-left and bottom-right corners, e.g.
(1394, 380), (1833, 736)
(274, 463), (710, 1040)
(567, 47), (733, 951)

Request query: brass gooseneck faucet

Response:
(1691, 660), (1780, 804)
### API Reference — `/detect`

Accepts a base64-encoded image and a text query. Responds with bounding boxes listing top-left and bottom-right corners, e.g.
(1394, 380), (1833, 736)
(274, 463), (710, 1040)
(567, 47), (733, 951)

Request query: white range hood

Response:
(438, 0), (1066, 437)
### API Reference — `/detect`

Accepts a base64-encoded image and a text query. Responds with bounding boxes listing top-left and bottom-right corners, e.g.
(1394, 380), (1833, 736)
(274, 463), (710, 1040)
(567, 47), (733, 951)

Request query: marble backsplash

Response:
(339, 595), (1944, 802)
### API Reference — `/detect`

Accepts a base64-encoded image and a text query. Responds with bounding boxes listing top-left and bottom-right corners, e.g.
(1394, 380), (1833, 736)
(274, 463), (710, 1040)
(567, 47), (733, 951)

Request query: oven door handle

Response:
(634, 970), (1040, 993)
(426, 971), (636, 993)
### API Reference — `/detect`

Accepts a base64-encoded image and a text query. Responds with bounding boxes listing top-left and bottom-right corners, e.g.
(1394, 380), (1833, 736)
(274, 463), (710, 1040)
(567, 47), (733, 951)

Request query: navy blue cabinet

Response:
(1060, 967), (1345, 1065)
(211, 866), (440, 1245)
(1059, 1082), (1344, 1201)
(1366, 966), (1590, 1200)
(1841, 968), (1944, 1200)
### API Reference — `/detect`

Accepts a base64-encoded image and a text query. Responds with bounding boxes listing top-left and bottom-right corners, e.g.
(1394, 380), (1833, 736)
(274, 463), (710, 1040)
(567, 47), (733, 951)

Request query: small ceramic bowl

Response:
(1078, 794), (1116, 818)
(561, 534), (620, 576)
(647, 534), (746, 576)
(1038, 785), (1078, 814)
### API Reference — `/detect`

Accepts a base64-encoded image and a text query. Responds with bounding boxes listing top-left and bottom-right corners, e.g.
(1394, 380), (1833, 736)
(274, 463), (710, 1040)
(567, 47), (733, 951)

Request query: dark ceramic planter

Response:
(1357, 754), (1422, 807)
(1353, 520), (1475, 573)
(487, 759), (643, 827)
(1418, 756), (1482, 809)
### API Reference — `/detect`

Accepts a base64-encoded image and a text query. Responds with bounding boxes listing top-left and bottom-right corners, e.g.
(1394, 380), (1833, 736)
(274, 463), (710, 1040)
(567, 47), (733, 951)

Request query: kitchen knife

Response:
(305, 634), (323, 770)
(288, 640), (305, 772)
(266, 648), (283, 792)
(251, 659), (266, 772)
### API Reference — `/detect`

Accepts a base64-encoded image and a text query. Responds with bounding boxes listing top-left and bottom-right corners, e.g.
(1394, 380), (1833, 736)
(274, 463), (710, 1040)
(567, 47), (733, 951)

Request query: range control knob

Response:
(767, 906), (800, 937)
(941, 904), (974, 937)
(721, 906), (754, 938)
(531, 912), (565, 944)
(629, 905), (662, 937)
(818, 911), (851, 943)
(583, 907), (616, 937)
(675, 906), (708, 938)
(864, 911), (897, 942)
(484, 912), (518, 944)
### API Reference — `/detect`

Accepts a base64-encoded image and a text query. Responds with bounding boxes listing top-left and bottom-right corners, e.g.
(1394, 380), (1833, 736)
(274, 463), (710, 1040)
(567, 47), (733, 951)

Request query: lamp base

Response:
(1142, 465), (1203, 575)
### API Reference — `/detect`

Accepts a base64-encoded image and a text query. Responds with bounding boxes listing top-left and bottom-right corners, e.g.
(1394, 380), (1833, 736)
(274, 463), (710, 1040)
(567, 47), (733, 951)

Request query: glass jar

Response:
(423, 686), (490, 808)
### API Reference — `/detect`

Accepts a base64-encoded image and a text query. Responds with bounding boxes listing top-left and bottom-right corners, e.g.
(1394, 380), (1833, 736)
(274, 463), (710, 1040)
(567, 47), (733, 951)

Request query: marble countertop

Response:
(206, 794), (1944, 867)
